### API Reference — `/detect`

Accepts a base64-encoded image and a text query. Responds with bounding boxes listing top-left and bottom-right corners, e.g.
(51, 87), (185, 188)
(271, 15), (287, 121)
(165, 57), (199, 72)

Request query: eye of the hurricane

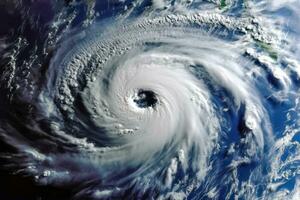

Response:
(133, 89), (158, 108)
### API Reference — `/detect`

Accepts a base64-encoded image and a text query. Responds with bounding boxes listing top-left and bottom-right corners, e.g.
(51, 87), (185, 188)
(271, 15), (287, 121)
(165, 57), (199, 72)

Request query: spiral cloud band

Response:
(37, 13), (274, 198)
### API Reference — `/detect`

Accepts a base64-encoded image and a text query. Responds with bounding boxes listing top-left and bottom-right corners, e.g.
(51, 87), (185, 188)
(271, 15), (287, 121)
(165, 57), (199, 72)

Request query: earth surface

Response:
(0, 0), (299, 199)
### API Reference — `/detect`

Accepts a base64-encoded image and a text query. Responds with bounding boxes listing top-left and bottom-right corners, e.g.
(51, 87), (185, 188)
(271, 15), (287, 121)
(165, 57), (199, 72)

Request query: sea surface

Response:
(0, 0), (299, 199)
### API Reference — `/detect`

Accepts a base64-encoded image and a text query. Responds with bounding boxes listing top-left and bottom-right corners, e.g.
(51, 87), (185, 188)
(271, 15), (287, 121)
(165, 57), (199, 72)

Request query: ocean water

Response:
(0, 0), (299, 199)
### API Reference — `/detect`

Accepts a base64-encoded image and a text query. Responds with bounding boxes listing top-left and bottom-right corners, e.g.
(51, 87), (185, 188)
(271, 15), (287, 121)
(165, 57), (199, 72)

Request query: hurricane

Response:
(0, 0), (299, 199)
